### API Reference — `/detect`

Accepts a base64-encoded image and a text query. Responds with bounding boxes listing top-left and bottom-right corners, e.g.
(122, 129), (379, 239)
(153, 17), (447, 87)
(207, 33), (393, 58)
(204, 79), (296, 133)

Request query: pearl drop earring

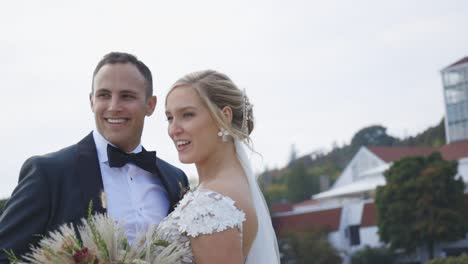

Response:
(217, 128), (230, 142)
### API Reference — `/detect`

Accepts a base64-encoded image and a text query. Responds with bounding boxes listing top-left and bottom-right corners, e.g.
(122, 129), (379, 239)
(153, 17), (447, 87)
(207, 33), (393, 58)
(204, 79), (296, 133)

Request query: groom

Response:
(0, 52), (189, 262)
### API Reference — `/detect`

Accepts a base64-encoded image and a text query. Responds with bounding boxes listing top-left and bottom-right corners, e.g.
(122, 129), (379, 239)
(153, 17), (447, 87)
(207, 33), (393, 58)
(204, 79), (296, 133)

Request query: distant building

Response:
(273, 143), (468, 263)
(272, 57), (468, 264)
(442, 57), (468, 143)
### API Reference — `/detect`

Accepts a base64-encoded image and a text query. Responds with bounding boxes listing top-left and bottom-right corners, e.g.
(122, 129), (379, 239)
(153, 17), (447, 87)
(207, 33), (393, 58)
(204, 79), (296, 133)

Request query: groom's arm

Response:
(0, 157), (50, 262)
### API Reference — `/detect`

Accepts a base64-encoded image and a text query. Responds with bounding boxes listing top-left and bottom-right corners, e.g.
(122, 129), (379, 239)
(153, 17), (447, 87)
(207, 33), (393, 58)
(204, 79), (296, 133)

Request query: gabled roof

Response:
(367, 140), (468, 163)
(444, 57), (468, 70)
(313, 141), (468, 200)
(313, 176), (385, 200)
(367, 146), (436, 163)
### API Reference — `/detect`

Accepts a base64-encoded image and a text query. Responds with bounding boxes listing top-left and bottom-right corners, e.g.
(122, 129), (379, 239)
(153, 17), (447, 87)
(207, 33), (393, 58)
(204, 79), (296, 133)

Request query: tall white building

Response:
(442, 57), (468, 143)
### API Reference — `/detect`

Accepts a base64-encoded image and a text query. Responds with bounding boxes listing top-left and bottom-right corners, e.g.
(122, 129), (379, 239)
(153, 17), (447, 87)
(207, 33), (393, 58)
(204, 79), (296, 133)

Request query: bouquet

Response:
(6, 203), (188, 264)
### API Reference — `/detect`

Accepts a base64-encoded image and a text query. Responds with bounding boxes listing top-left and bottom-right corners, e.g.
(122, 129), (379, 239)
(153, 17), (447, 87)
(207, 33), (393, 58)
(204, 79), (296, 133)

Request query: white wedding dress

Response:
(156, 140), (280, 263)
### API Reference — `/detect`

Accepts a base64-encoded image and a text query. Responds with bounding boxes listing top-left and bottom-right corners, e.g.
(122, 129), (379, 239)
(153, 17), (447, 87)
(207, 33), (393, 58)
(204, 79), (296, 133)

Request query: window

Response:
(445, 87), (467, 104)
(347, 225), (361, 246)
(444, 70), (463, 86)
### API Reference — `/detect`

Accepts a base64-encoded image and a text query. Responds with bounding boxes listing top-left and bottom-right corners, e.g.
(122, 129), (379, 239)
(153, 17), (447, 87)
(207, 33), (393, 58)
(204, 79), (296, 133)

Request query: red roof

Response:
(271, 203), (293, 214)
(273, 193), (468, 236)
(293, 199), (320, 208)
(361, 202), (377, 227)
(272, 208), (342, 236)
(368, 146), (437, 162)
(445, 57), (468, 69)
(368, 140), (468, 163)
(439, 140), (468, 161)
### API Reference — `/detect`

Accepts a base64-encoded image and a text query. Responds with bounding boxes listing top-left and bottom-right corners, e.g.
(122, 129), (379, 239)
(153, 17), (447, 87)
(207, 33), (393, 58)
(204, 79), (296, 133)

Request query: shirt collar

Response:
(92, 130), (143, 164)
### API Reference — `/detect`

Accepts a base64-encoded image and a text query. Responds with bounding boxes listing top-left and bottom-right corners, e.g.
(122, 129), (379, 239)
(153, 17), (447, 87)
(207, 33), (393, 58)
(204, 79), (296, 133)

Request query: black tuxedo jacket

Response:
(0, 133), (188, 262)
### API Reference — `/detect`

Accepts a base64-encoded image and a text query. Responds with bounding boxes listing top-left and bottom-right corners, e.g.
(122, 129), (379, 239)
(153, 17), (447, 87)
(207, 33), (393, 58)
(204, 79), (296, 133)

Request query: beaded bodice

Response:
(156, 189), (246, 263)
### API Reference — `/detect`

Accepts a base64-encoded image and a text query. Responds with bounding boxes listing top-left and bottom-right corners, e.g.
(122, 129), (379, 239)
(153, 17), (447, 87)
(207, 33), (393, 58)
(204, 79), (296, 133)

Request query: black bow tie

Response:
(107, 144), (158, 174)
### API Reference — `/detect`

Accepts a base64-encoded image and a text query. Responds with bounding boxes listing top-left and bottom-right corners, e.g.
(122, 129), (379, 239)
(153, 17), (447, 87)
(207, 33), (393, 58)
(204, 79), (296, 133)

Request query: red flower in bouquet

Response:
(73, 247), (95, 264)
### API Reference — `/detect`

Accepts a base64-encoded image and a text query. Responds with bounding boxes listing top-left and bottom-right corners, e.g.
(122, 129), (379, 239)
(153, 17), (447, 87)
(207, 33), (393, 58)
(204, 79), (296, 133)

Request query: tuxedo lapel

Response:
(75, 133), (106, 216)
(155, 159), (181, 212)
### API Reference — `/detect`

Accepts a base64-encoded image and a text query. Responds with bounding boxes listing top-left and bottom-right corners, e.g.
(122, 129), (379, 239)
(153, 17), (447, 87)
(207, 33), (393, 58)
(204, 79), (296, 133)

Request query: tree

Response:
(288, 144), (298, 165)
(280, 228), (342, 264)
(258, 120), (446, 204)
(285, 161), (319, 203)
(428, 254), (468, 264)
(400, 118), (446, 147)
(263, 183), (287, 207)
(351, 125), (398, 148)
(375, 152), (467, 260)
(351, 246), (394, 264)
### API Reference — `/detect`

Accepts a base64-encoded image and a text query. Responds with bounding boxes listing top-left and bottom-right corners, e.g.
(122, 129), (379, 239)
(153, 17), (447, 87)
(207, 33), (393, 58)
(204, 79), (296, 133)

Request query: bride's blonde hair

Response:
(166, 70), (254, 142)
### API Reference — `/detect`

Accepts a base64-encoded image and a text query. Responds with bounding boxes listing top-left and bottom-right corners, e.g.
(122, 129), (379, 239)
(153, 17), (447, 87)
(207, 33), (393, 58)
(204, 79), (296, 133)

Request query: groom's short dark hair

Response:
(91, 52), (153, 98)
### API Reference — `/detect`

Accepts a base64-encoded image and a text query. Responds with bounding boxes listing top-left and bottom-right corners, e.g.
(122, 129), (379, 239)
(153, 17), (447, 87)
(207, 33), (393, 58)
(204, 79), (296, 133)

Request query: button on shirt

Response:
(93, 130), (169, 243)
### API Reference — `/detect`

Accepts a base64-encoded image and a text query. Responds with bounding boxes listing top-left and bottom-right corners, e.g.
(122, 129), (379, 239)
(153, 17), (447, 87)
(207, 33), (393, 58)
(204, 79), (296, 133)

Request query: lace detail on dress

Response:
(156, 189), (246, 263)
(174, 190), (246, 237)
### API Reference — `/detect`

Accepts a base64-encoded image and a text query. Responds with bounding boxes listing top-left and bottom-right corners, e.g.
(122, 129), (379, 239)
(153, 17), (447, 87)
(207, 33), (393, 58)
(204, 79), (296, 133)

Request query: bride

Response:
(159, 70), (280, 263)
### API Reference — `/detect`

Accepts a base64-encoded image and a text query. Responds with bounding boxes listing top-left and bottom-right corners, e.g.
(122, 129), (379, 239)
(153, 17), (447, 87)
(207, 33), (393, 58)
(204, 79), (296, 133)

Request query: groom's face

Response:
(90, 63), (156, 152)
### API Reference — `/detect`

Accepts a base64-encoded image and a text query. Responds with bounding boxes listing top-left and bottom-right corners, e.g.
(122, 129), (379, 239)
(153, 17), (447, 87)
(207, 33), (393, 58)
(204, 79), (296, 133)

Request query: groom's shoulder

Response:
(26, 142), (78, 165)
(16, 142), (79, 186)
(22, 133), (92, 170)
(20, 144), (78, 177)
(156, 157), (187, 180)
(156, 157), (183, 173)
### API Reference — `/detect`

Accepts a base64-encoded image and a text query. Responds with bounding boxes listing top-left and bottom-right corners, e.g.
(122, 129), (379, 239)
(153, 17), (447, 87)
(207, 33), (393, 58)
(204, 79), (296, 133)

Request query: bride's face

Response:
(165, 86), (221, 164)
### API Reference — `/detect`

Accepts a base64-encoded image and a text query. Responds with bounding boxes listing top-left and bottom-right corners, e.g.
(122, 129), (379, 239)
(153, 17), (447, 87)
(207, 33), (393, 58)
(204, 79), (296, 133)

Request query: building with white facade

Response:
(273, 143), (468, 263)
(272, 57), (468, 263)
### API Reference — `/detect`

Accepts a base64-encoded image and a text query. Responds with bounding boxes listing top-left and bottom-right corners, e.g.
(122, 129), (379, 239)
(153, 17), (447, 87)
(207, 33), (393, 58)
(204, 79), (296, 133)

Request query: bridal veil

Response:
(235, 140), (280, 263)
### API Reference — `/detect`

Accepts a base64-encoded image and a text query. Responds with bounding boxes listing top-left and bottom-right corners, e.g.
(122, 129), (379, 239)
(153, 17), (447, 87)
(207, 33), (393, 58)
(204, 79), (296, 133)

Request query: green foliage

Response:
(3, 249), (19, 264)
(285, 161), (319, 203)
(259, 167), (288, 207)
(299, 145), (355, 179)
(307, 163), (340, 180)
(351, 246), (394, 264)
(280, 228), (342, 264)
(351, 125), (398, 148)
(375, 152), (467, 259)
(400, 119), (446, 147)
(428, 254), (468, 264)
(289, 144), (298, 164)
(260, 120), (446, 205)
(263, 183), (287, 206)
(262, 156), (342, 205)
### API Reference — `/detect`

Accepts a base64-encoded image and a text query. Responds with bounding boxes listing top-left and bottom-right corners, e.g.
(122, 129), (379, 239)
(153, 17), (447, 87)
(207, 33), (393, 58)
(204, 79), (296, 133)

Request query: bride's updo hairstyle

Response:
(167, 70), (254, 142)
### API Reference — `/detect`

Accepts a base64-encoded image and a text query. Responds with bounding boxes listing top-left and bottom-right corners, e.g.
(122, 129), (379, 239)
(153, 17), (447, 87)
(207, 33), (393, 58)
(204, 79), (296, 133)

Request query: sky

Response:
(0, 0), (467, 198)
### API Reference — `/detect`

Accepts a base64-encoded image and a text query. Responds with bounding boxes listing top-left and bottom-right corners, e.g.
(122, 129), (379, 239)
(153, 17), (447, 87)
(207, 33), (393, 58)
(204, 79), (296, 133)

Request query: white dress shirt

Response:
(93, 130), (170, 243)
